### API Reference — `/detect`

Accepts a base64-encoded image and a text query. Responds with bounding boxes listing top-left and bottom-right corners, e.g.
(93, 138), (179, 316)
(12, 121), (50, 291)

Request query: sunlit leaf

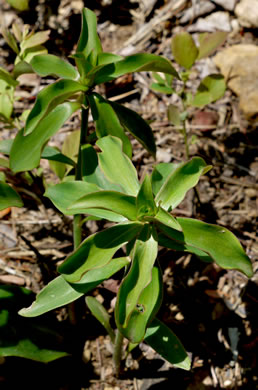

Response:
(0, 181), (23, 210)
(88, 94), (132, 157)
(97, 52), (123, 66)
(10, 102), (80, 172)
(155, 157), (211, 210)
(145, 318), (191, 370)
(197, 31), (227, 60)
(24, 79), (85, 135)
(115, 226), (158, 342)
(158, 218), (253, 277)
(86, 296), (115, 343)
(6, 0), (29, 10)
(93, 53), (179, 85)
(58, 221), (143, 282)
(110, 101), (156, 158)
(97, 136), (139, 196)
(193, 74), (226, 107)
(30, 54), (79, 80)
(154, 207), (182, 231)
(69, 190), (137, 220)
(20, 30), (50, 52)
(151, 162), (178, 196)
(0, 67), (19, 87)
(19, 257), (129, 317)
(171, 32), (198, 70)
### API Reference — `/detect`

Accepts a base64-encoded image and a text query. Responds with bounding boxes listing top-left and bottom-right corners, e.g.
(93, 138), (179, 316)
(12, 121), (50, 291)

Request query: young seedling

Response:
(151, 31), (227, 158)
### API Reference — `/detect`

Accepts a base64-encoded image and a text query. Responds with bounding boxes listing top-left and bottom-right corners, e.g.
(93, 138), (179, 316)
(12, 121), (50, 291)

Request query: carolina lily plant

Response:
(0, 7), (253, 374)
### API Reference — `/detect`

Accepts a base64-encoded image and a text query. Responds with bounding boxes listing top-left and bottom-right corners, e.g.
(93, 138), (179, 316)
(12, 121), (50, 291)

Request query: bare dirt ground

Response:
(0, 1), (257, 389)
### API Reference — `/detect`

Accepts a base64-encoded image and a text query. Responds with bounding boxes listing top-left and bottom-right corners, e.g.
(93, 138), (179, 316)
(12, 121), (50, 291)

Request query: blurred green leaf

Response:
(1, 27), (19, 54)
(0, 67), (19, 87)
(193, 74), (226, 107)
(20, 30), (50, 53)
(155, 157), (211, 210)
(86, 296), (115, 343)
(97, 136), (139, 196)
(145, 318), (191, 370)
(167, 104), (181, 126)
(58, 221), (143, 282)
(110, 101), (156, 158)
(171, 32), (198, 70)
(150, 82), (174, 95)
(5, 0), (29, 11)
(13, 60), (34, 78)
(10, 102), (80, 172)
(30, 54), (79, 80)
(0, 80), (14, 120)
(197, 31), (227, 60)
(0, 182), (23, 210)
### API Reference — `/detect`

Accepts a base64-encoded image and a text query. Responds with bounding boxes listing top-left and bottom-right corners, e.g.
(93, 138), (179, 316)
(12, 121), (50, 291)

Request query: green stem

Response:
(113, 329), (124, 377)
(182, 119), (189, 160)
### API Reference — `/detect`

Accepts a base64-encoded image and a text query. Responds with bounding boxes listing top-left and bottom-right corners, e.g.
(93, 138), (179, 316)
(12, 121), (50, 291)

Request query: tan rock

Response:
(235, 0), (258, 28)
(213, 44), (258, 118)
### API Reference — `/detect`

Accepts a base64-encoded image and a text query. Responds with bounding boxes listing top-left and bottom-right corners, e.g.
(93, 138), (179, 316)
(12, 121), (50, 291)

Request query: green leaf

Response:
(155, 157), (210, 210)
(12, 60), (34, 78)
(151, 162), (178, 196)
(20, 30), (50, 53)
(0, 338), (68, 363)
(0, 139), (13, 155)
(86, 297), (115, 343)
(0, 182), (23, 210)
(0, 158), (9, 168)
(49, 159), (66, 180)
(19, 257), (129, 317)
(69, 190), (138, 221)
(0, 80), (14, 120)
(158, 218), (253, 277)
(30, 54), (79, 80)
(0, 67), (19, 87)
(154, 207), (182, 231)
(58, 221), (143, 282)
(42, 146), (76, 167)
(136, 175), (157, 219)
(1, 27), (19, 54)
(167, 104), (181, 126)
(117, 266), (162, 343)
(150, 82), (174, 95)
(192, 74), (226, 107)
(145, 318), (191, 370)
(115, 226), (158, 342)
(97, 52), (123, 66)
(62, 129), (80, 161)
(171, 32), (198, 70)
(76, 8), (102, 66)
(110, 101), (156, 158)
(10, 102), (80, 173)
(22, 45), (48, 64)
(197, 31), (228, 60)
(97, 136), (139, 196)
(93, 53), (179, 85)
(88, 94), (132, 157)
(5, 0), (29, 11)
(24, 79), (85, 135)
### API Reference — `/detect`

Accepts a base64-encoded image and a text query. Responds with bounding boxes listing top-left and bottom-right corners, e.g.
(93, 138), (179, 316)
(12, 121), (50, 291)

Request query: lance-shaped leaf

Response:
(69, 190), (137, 221)
(145, 318), (191, 370)
(41, 146), (76, 166)
(192, 74), (226, 107)
(158, 232), (212, 262)
(88, 94), (132, 157)
(110, 101), (156, 158)
(151, 162), (178, 196)
(117, 266), (162, 343)
(86, 297), (115, 343)
(171, 32), (199, 69)
(115, 226), (158, 339)
(20, 30), (50, 53)
(30, 54), (79, 80)
(45, 181), (125, 222)
(197, 31), (227, 60)
(0, 182), (23, 210)
(0, 67), (19, 87)
(136, 175), (157, 219)
(158, 218), (253, 277)
(97, 52), (123, 66)
(24, 79), (85, 135)
(76, 8), (102, 65)
(10, 102), (80, 173)
(155, 157), (211, 210)
(93, 53), (179, 85)
(97, 136), (139, 196)
(19, 257), (129, 317)
(58, 221), (143, 282)
(154, 207), (181, 231)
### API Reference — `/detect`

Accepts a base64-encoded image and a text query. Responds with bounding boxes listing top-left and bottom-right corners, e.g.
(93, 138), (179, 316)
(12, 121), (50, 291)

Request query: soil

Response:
(0, 1), (257, 389)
